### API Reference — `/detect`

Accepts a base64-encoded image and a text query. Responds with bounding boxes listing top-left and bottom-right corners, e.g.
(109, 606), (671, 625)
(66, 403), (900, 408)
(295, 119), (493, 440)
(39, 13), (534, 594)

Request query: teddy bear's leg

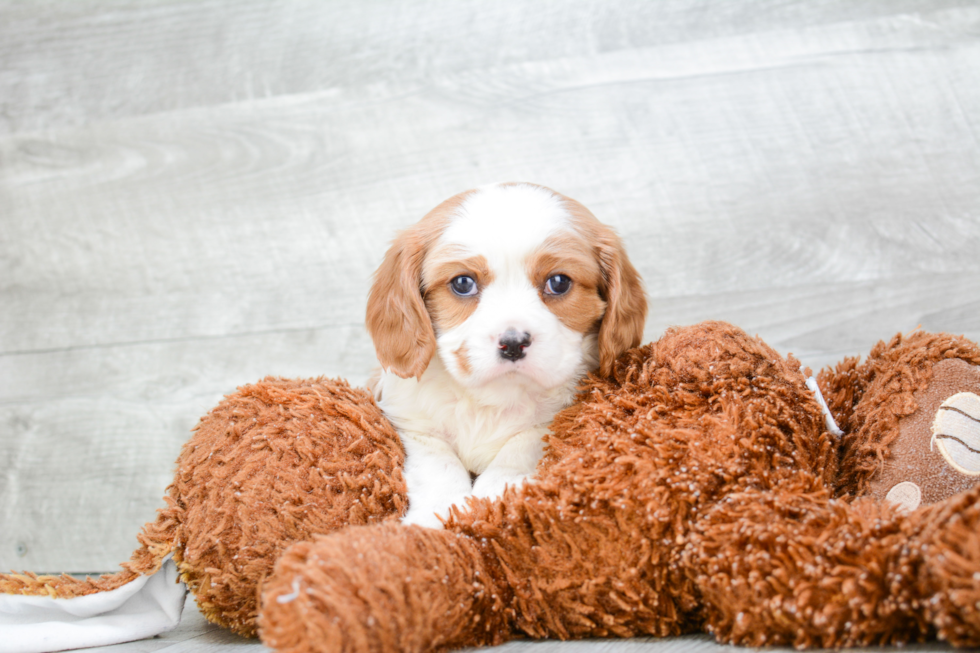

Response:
(687, 487), (934, 648)
(259, 523), (512, 653)
(258, 489), (699, 653)
(171, 377), (407, 636)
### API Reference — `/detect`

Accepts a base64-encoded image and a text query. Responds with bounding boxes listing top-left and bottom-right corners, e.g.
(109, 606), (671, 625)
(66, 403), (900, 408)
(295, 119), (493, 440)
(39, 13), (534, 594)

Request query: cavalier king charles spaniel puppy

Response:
(366, 182), (647, 527)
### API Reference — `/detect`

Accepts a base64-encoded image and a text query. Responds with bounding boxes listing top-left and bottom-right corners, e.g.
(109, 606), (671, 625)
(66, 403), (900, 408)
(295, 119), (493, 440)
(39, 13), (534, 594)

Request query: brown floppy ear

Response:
(595, 226), (647, 377)
(365, 226), (437, 379)
(366, 192), (470, 379)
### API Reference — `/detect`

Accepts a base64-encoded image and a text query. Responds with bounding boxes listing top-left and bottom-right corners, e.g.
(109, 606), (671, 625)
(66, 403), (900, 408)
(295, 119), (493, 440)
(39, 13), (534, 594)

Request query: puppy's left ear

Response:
(366, 225), (437, 379)
(595, 227), (647, 376)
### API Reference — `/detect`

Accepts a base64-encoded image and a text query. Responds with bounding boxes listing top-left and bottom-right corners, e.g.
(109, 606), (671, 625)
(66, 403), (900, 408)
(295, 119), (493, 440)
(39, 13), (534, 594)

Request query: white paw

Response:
(401, 508), (447, 529)
(401, 493), (472, 528)
(471, 471), (530, 501)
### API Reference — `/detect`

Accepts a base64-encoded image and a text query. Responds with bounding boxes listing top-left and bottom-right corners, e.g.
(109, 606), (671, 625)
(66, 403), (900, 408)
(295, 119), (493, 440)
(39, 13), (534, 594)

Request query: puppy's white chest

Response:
(445, 392), (547, 473)
(375, 360), (571, 474)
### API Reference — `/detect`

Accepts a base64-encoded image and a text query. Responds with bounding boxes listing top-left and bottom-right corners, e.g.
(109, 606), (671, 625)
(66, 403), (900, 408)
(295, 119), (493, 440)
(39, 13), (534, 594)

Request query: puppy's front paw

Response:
(401, 508), (448, 529)
(401, 492), (472, 528)
(471, 471), (530, 501)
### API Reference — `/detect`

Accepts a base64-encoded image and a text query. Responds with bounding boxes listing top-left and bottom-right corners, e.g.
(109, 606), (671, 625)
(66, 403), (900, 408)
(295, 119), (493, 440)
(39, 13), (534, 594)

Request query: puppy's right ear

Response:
(366, 226), (436, 379)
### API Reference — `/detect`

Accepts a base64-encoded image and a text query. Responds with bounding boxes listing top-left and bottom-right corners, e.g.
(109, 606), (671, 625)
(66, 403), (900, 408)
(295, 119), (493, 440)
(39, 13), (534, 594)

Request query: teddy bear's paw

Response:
(930, 391), (980, 476)
(883, 481), (923, 512)
(869, 359), (980, 511)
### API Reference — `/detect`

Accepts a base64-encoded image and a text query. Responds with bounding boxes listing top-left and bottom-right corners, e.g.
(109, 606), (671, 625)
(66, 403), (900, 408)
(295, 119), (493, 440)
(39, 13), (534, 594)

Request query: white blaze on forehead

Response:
(437, 184), (570, 263)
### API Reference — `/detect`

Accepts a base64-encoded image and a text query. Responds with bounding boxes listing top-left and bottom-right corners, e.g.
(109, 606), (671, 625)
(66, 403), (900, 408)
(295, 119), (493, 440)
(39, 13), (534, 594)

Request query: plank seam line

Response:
(0, 323), (366, 357)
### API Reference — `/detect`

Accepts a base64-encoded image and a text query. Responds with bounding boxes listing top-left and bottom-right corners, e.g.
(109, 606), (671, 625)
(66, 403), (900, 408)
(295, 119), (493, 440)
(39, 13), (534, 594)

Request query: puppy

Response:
(366, 182), (647, 527)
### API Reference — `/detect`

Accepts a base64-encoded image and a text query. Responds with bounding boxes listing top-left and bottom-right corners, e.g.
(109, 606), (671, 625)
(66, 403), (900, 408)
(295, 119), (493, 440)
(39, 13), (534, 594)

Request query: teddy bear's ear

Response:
(594, 228), (647, 376)
(366, 224), (438, 380)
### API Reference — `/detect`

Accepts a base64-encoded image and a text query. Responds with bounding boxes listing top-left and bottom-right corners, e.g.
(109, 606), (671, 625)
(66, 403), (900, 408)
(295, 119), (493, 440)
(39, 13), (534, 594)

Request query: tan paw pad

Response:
(884, 481), (922, 512)
(931, 392), (980, 476)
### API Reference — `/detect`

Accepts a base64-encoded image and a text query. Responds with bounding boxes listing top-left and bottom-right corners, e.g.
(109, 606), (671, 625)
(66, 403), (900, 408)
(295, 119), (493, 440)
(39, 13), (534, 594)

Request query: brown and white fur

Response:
(366, 182), (647, 527)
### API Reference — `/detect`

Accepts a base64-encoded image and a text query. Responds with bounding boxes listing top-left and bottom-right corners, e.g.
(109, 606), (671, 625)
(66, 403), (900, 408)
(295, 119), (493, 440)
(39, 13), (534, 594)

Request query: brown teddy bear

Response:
(4, 322), (980, 652)
(250, 321), (980, 652)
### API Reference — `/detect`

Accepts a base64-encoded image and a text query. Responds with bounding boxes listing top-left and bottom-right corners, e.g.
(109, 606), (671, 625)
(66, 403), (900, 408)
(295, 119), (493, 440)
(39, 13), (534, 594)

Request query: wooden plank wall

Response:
(2, 0), (979, 572)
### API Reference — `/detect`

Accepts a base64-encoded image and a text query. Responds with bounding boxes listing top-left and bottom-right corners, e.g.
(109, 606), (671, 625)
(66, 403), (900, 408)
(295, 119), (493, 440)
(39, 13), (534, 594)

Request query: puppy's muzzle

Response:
(499, 329), (532, 362)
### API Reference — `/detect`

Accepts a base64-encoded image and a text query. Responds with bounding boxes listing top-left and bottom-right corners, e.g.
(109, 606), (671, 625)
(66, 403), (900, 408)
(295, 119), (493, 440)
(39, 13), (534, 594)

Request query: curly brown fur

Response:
(916, 484), (980, 645)
(168, 376), (407, 636)
(259, 322), (841, 651)
(261, 524), (507, 653)
(688, 490), (934, 647)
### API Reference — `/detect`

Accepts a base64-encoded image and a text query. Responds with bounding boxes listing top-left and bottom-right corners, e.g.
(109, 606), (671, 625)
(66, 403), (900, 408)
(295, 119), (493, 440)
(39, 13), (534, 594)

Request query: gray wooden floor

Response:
(1, 1), (979, 651)
(75, 596), (961, 653)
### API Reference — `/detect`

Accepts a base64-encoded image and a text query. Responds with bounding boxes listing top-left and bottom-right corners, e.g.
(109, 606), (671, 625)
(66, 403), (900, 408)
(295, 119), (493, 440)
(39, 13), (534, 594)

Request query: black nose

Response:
(499, 329), (532, 361)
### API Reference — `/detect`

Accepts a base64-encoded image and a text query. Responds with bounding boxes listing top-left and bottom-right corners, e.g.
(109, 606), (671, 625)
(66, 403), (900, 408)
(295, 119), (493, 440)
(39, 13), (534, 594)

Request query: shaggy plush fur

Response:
(259, 322), (980, 652)
(3, 322), (980, 651)
(164, 377), (408, 634)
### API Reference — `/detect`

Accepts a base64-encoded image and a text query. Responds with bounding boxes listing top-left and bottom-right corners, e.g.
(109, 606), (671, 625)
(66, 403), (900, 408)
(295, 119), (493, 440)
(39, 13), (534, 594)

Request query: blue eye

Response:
(450, 275), (478, 296)
(545, 274), (572, 295)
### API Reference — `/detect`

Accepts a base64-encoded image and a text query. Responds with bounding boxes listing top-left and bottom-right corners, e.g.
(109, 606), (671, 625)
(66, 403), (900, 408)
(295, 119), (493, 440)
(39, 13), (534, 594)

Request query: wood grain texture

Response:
(1, 0), (979, 585)
(1, 0), (973, 134)
(76, 598), (961, 653)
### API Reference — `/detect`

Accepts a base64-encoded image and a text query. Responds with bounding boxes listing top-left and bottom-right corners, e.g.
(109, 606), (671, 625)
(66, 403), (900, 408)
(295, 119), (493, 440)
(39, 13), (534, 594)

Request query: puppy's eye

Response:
(545, 274), (572, 296)
(450, 275), (478, 297)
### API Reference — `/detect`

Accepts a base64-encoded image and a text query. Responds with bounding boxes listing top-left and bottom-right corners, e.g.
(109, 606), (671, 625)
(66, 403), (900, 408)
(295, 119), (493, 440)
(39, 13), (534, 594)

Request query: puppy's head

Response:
(366, 183), (646, 387)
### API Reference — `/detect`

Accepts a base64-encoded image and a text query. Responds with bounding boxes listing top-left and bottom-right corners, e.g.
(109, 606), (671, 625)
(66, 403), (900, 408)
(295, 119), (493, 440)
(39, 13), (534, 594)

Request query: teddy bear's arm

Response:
(260, 523), (512, 653)
(400, 432), (474, 528)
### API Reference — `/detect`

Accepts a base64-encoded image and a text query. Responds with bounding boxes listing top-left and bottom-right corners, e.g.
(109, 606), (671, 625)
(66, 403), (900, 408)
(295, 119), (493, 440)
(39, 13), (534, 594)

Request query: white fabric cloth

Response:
(0, 557), (186, 653)
(806, 376), (844, 438)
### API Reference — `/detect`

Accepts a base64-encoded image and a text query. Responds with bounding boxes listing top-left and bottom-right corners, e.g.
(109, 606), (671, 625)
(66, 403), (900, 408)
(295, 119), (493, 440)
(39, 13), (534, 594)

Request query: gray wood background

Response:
(2, 0), (979, 581)
(72, 593), (970, 653)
